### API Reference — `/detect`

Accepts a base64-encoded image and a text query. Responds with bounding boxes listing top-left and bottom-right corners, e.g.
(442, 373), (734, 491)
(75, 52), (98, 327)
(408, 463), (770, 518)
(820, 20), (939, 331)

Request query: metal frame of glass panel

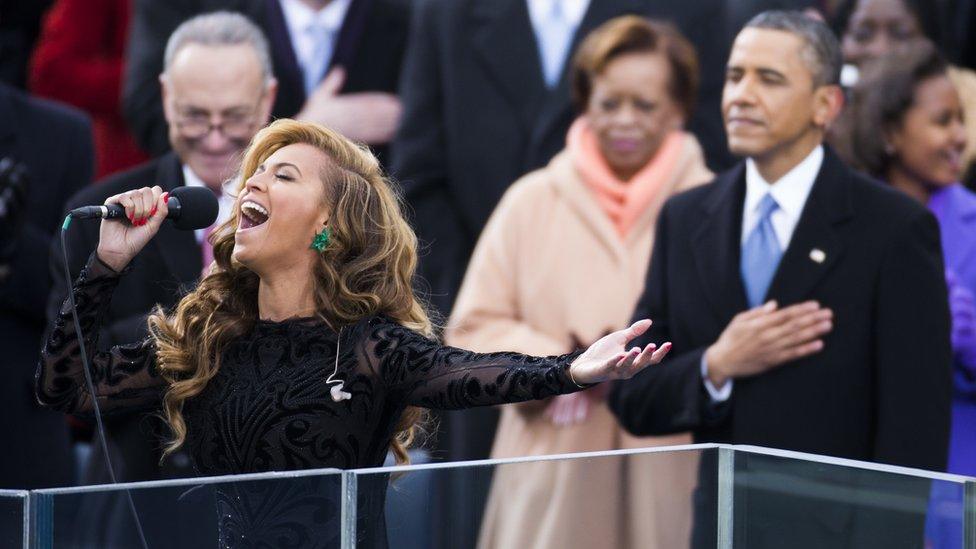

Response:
(12, 444), (975, 548)
(30, 468), (342, 549)
(0, 490), (29, 549)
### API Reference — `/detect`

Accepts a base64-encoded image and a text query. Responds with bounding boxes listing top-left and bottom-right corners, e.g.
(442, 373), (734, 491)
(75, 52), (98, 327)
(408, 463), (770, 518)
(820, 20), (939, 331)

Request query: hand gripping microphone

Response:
(69, 186), (219, 230)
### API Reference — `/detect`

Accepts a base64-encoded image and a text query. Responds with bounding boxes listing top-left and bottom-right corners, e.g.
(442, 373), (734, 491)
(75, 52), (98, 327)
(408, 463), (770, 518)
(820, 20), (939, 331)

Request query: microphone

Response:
(69, 186), (219, 231)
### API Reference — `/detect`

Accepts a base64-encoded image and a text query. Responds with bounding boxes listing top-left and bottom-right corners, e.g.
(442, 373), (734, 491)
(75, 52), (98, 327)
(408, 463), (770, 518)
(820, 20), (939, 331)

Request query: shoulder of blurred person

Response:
(840, 148), (938, 224)
(1, 81), (91, 143)
(0, 82), (91, 490)
(64, 155), (176, 212)
(0, 82), (92, 227)
(497, 133), (711, 214)
(668, 132), (714, 191)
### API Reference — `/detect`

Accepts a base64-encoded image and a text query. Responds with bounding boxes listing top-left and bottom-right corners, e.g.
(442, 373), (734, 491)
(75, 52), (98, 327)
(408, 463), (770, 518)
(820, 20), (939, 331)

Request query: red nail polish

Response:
(150, 205), (158, 217)
(161, 192), (169, 202)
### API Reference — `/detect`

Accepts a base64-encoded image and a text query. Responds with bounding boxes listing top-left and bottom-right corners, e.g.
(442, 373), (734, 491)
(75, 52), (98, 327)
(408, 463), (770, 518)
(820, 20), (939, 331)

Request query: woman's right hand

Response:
(96, 186), (169, 272)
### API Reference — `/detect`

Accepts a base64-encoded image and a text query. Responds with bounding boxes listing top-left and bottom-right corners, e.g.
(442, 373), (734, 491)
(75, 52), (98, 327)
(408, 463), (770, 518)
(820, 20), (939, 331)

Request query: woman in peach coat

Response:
(446, 16), (713, 549)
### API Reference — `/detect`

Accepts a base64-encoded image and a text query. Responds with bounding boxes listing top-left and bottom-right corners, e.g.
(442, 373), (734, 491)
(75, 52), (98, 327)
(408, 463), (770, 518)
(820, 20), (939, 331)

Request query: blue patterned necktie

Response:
(741, 193), (783, 307)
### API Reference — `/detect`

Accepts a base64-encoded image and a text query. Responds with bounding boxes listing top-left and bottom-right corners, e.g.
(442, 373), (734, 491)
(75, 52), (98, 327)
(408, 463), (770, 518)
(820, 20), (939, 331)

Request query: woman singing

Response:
(36, 119), (670, 547)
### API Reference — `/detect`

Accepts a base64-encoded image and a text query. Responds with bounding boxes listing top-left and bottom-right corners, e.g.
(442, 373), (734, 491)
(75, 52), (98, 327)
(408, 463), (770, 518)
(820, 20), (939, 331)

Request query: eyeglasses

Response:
(173, 105), (260, 140)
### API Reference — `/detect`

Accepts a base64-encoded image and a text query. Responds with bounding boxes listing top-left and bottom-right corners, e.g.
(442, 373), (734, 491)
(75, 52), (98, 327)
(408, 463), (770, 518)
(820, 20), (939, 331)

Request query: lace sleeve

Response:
(362, 317), (585, 409)
(36, 253), (164, 415)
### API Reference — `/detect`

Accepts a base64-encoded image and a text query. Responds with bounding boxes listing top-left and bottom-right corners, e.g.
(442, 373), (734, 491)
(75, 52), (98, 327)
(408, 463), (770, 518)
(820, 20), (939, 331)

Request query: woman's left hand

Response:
(568, 319), (671, 385)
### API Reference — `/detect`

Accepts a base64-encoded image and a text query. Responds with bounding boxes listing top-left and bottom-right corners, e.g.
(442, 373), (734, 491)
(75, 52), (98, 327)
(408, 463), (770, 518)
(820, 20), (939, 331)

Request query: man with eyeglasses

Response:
(43, 12), (275, 546)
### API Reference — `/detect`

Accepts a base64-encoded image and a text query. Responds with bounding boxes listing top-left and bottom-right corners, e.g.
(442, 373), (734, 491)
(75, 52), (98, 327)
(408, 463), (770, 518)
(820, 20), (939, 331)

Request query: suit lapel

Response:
(151, 154), (203, 286)
(527, 0), (643, 154)
(765, 149), (853, 305)
(263, 0), (307, 108)
(468, 0), (546, 130)
(691, 165), (749, 320)
(330, 0), (372, 71)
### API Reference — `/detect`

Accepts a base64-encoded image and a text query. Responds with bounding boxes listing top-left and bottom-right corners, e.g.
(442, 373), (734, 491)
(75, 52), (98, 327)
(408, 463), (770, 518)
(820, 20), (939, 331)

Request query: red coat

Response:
(29, 0), (147, 179)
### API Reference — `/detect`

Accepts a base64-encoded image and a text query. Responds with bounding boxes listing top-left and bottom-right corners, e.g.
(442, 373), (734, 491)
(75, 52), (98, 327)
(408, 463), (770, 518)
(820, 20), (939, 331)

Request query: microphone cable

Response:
(60, 215), (151, 549)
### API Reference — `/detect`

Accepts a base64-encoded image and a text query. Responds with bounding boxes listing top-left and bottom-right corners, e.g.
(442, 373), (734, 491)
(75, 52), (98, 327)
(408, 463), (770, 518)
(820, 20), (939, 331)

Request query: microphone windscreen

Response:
(170, 186), (219, 231)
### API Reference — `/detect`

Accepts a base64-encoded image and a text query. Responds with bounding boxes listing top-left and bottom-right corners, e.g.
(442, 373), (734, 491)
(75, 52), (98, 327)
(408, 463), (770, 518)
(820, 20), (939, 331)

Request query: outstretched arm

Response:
(365, 317), (669, 410)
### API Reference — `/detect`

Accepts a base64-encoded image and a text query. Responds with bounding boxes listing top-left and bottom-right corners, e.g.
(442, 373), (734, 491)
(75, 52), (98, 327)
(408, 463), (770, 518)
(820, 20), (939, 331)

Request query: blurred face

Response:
(842, 0), (921, 66)
(888, 76), (967, 189)
(722, 28), (836, 163)
(162, 43), (276, 189)
(232, 143), (330, 275)
(586, 52), (684, 180)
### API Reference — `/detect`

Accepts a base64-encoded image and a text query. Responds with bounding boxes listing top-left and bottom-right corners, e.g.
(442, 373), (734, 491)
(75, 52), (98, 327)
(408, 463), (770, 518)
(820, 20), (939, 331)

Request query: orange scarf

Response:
(567, 117), (683, 238)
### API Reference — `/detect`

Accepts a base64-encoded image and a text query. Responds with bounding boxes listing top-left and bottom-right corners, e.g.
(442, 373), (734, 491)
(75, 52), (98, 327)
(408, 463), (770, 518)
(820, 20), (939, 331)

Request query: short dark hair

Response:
(836, 40), (948, 178)
(744, 10), (843, 87)
(570, 15), (699, 118)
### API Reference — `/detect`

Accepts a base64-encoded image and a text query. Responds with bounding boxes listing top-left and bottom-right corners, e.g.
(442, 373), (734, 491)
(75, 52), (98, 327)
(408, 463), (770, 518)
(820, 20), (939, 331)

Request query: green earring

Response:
(310, 227), (331, 252)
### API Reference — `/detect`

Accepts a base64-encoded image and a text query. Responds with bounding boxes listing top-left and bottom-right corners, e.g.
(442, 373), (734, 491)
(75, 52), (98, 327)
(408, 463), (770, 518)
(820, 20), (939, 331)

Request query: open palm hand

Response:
(568, 320), (671, 385)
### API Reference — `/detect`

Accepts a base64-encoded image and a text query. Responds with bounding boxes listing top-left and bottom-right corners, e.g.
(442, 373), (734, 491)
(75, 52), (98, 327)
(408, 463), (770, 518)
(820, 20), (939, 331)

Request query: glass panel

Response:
(0, 490), (27, 549)
(351, 446), (716, 549)
(731, 446), (972, 549)
(31, 469), (342, 548)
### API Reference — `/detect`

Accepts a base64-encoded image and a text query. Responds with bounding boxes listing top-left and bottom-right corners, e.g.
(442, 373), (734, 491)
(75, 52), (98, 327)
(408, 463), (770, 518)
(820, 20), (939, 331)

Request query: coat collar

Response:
(468, 0), (547, 130)
(550, 134), (708, 263)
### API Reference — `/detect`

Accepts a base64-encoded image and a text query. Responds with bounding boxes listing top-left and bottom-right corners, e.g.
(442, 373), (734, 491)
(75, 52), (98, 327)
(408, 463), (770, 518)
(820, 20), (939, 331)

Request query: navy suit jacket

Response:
(609, 148), (953, 548)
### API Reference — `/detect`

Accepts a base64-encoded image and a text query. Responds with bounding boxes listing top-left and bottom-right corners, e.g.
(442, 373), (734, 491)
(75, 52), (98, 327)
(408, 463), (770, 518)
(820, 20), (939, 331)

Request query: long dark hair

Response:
(832, 40), (948, 178)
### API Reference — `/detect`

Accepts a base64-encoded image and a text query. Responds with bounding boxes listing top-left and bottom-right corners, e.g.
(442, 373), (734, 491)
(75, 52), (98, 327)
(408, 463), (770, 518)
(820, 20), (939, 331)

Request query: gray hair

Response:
(744, 10), (842, 87)
(163, 11), (273, 84)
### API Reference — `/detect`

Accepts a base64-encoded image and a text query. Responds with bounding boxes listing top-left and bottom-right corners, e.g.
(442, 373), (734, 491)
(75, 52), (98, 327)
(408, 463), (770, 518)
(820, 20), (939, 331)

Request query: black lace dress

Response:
(37, 255), (585, 548)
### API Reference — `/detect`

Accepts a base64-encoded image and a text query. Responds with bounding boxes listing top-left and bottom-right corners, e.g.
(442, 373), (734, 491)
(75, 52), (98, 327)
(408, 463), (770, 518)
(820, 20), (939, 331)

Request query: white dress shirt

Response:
(280, 0), (352, 91)
(702, 145), (825, 401)
(182, 165), (237, 245)
(525, 0), (590, 87)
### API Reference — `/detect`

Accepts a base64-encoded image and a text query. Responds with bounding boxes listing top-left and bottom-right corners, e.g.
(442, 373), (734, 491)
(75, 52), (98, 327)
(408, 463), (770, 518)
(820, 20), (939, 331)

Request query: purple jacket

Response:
(928, 183), (976, 477)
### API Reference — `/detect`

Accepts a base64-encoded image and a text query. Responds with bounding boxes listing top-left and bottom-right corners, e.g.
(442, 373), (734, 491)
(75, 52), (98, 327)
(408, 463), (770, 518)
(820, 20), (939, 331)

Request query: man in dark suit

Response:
(0, 82), (92, 490)
(609, 11), (952, 548)
(123, 0), (409, 163)
(46, 13), (274, 545)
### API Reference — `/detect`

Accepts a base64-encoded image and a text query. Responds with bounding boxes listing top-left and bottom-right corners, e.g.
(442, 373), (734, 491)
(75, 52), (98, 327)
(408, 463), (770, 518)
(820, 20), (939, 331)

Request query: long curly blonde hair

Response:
(148, 119), (431, 465)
